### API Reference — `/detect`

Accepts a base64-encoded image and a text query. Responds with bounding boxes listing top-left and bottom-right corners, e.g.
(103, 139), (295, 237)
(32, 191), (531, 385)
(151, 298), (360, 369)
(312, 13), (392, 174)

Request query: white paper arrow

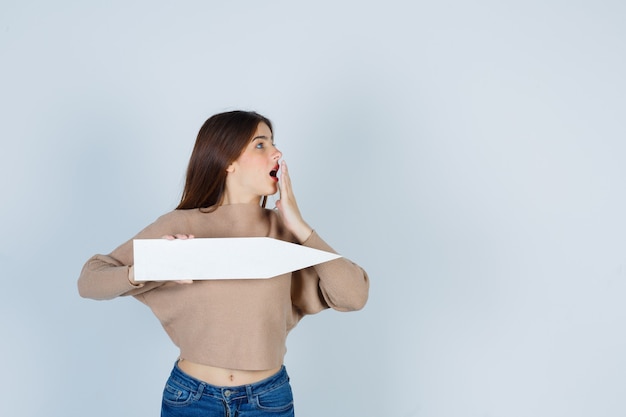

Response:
(133, 237), (342, 281)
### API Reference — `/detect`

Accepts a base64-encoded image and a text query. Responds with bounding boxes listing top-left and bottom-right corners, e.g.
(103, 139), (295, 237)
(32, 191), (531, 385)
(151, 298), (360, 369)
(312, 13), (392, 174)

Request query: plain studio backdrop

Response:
(1, 1), (625, 416)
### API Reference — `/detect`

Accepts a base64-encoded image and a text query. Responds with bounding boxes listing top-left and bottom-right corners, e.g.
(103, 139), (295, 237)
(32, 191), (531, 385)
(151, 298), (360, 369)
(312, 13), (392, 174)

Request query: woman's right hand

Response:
(162, 234), (195, 284)
(128, 233), (196, 286)
(162, 234), (195, 241)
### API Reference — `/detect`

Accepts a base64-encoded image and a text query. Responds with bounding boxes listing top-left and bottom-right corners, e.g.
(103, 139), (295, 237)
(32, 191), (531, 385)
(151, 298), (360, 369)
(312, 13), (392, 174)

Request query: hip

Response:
(161, 361), (294, 417)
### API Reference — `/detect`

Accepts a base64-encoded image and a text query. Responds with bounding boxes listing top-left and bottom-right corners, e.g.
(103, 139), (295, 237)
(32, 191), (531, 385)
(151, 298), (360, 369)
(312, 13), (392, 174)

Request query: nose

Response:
(272, 146), (282, 160)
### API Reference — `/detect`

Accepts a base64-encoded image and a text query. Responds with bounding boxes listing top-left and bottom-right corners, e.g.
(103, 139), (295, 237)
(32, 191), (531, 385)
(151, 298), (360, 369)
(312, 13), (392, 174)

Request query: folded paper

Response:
(133, 237), (342, 281)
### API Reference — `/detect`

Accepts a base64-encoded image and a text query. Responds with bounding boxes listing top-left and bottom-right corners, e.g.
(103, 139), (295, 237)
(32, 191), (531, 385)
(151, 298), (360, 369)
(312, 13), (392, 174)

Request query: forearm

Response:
(302, 231), (370, 311)
(77, 254), (161, 300)
(77, 254), (133, 300)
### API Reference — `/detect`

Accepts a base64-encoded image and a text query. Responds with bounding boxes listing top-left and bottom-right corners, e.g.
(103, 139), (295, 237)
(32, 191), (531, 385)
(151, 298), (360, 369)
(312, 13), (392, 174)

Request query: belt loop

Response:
(246, 385), (254, 403)
(194, 382), (206, 401)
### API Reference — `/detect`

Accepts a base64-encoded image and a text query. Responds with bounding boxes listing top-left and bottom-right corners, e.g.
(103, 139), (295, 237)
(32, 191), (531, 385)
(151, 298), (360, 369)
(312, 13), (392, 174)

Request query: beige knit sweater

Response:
(78, 204), (369, 370)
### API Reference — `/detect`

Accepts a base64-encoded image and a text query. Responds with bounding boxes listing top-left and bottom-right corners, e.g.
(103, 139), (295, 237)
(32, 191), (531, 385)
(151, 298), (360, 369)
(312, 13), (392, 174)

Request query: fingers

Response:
(174, 234), (194, 240)
(278, 160), (295, 208)
(279, 160), (291, 197)
(161, 234), (195, 240)
(160, 235), (195, 285)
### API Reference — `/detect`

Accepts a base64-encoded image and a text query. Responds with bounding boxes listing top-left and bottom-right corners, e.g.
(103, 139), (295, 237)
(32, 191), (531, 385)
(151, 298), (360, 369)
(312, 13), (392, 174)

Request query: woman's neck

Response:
(220, 193), (262, 206)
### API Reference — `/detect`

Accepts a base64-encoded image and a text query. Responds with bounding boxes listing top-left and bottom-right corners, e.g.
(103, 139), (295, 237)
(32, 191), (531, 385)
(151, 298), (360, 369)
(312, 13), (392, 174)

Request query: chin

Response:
(267, 184), (278, 195)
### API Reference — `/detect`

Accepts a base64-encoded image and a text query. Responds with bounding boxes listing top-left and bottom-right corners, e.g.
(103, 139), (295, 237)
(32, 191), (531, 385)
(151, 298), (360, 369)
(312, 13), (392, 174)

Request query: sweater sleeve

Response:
(77, 249), (163, 300)
(291, 230), (369, 315)
(77, 212), (183, 300)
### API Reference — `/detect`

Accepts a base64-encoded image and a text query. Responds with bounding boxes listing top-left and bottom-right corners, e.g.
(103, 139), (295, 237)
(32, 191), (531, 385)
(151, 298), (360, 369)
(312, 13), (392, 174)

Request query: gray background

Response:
(2, 1), (625, 416)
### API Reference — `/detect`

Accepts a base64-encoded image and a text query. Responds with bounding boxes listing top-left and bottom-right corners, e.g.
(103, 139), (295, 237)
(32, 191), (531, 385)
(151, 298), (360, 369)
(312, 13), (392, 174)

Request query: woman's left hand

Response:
(275, 161), (313, 243)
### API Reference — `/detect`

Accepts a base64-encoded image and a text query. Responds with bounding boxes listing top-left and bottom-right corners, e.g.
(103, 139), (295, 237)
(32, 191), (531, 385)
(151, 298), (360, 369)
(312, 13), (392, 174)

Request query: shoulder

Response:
(154, 209), (195, 226)
(134, 209), (196, 238)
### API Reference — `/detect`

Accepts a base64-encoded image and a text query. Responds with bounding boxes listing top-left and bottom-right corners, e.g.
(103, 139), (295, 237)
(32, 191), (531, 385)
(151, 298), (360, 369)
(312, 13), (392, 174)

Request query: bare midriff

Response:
(177, 358), (282, 387)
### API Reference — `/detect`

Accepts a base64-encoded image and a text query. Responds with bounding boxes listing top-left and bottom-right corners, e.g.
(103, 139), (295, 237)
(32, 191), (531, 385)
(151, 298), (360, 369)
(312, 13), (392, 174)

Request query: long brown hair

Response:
(176, 110), (273, 210)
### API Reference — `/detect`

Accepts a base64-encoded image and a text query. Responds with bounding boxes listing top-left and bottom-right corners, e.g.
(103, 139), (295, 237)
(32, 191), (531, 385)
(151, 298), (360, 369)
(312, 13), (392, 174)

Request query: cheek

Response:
(236, 154), (268, 177)
(249, 158), (268, 172)
(238, 160), (266, 180)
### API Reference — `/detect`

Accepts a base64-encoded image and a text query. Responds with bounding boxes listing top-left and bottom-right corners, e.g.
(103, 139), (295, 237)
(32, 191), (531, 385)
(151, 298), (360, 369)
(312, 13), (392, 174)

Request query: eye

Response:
(255, 142), (264, 149)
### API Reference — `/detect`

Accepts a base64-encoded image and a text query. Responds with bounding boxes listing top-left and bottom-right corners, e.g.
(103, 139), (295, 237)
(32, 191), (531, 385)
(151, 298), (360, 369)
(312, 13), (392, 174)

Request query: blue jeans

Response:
(161, 362), (295, 417)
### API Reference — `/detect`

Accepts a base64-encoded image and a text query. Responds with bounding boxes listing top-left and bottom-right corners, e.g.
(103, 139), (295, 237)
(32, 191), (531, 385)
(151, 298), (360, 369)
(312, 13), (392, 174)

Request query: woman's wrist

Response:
(292, 222), (314, 243)
(128, 265), (144, 288)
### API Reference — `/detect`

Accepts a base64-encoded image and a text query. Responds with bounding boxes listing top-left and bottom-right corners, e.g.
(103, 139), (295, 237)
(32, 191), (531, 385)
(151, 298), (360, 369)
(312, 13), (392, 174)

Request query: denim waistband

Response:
(168, 362), (289, 402)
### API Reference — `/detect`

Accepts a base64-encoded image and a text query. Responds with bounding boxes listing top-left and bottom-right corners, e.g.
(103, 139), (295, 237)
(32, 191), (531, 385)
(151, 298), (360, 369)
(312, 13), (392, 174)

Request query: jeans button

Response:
(224, 390), (231, 397)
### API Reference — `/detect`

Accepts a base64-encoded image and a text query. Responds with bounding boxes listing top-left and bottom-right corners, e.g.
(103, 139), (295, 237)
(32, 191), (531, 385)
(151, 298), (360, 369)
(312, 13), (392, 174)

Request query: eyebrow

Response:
(252, 135), (274, 142)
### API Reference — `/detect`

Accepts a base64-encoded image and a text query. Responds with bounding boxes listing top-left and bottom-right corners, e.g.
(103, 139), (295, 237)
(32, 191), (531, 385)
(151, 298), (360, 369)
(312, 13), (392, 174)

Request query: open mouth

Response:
(269, 165), (279, 179)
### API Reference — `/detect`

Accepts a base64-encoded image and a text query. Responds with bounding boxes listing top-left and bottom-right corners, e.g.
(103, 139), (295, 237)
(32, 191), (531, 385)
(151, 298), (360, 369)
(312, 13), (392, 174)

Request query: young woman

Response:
(77, 110), (369, 417)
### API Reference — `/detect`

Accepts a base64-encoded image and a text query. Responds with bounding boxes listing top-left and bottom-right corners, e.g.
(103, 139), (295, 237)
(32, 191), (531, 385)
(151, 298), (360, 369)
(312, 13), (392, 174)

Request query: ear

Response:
(226, 162), (235, 173)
